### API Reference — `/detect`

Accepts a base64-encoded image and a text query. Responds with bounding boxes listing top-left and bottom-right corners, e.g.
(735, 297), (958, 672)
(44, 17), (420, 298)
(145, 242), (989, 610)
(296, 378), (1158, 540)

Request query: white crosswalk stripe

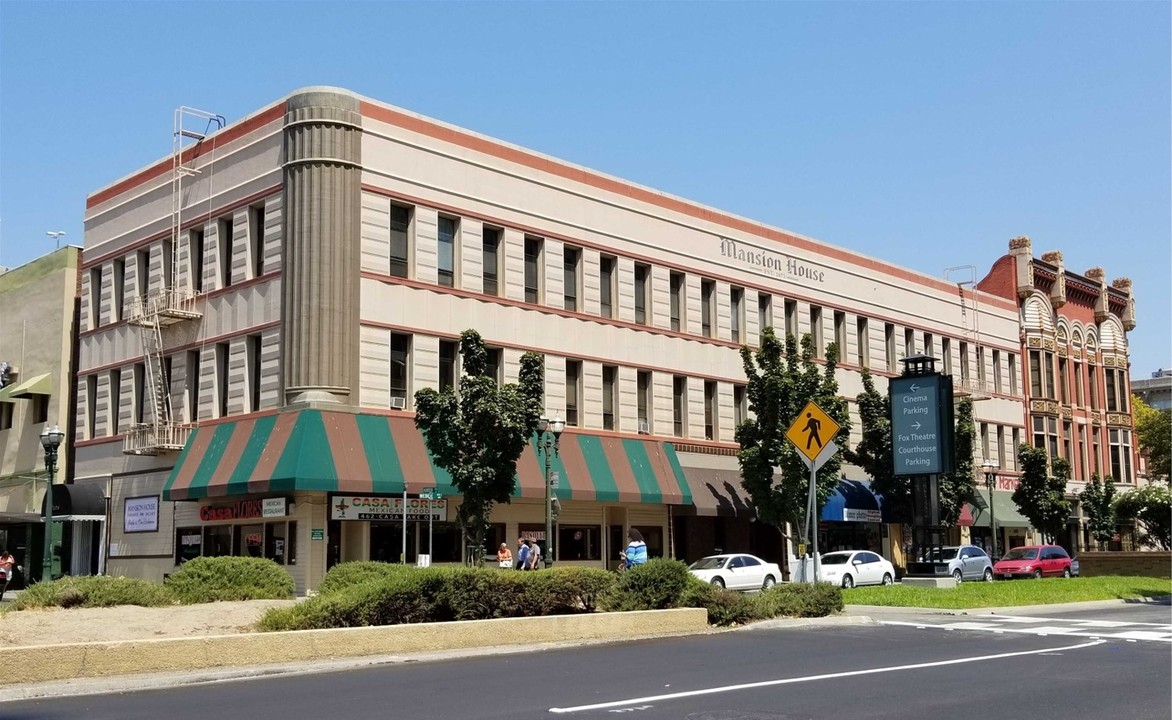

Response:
(881, 614), (1172, 643)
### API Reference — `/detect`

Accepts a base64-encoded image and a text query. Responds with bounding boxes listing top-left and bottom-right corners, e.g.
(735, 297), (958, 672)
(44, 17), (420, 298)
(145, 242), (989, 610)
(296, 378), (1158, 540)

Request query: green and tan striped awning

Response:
(163, 409), (692, 506)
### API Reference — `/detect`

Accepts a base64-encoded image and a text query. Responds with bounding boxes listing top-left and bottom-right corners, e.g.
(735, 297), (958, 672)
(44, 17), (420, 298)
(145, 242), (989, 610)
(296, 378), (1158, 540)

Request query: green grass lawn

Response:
(844, 575), (1172, 609)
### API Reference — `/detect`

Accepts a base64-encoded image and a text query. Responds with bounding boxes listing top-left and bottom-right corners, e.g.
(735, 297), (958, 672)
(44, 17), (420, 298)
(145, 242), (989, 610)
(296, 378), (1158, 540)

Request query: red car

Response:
(993, 544), (1073, 579)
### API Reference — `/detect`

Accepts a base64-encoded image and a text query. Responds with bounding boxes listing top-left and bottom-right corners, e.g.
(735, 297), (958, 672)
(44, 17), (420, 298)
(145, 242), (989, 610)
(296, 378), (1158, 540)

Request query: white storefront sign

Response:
(843, 508), (882, 523)
(330, 495), (447, 521)
(262, 498), (289, 517)
(124, 496), (160, 533)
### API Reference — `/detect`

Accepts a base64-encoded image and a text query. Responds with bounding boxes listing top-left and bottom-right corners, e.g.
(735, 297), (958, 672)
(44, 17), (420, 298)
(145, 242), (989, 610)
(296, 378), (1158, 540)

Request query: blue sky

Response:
(1, 2), (1168, 375)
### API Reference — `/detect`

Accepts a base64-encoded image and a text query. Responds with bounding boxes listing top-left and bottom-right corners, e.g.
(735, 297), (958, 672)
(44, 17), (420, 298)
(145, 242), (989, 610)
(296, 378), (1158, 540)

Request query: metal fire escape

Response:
(944, 265), (990, 401)
(123, 107), (225, 456)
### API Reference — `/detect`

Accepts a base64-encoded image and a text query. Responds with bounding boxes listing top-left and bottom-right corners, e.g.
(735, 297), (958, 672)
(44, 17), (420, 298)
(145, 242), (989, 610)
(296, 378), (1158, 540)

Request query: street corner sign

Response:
(786, 400), (841, 464)
(889, 373), (954, 477)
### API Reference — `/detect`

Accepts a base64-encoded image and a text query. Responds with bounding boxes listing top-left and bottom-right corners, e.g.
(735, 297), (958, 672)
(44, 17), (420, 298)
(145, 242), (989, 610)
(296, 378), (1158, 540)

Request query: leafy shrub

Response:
(258, 569), (446, 631)
(679, 578), (756, 626)
(165, 556), (295, 604)
(317, 561), (413, 595)
(539, 567), (616, 613)
(750, 582), (843, 618)
(11, 576), (174, 610)
(604, 558), (693, 612)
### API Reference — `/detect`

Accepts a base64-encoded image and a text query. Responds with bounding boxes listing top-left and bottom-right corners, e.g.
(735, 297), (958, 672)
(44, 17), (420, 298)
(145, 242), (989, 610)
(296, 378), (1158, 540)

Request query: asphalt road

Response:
(3, 605), (1169, 720)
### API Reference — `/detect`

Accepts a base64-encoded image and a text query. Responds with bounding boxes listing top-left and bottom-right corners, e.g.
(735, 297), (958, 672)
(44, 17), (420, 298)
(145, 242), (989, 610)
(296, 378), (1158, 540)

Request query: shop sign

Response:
(311, 529), (324, 541)
(330, 495), (447, 521)
(200, 498), (283, 522)
(843, 508), (882, 523)
(719, 237), (827, 284)
(124, 495), (160, 533)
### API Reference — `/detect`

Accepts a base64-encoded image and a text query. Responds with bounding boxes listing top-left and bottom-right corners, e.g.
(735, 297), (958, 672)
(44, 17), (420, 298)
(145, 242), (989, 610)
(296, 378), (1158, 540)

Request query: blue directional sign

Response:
(890, 374), (953, 476)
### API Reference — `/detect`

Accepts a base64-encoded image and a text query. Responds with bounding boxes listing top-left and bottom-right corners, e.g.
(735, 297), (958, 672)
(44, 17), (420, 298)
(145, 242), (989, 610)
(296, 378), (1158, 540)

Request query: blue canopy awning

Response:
(821, 478), (887, 523)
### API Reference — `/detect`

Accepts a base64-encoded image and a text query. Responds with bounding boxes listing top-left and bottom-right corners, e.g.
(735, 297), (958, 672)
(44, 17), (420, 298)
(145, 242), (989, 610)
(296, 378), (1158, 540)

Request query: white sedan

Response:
(818, 550), (896, 589)
(688, 554), (782, 591)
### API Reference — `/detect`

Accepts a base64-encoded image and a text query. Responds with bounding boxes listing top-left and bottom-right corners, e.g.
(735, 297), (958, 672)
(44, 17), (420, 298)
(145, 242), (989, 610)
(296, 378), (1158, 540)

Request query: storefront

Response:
(966, 488), (1034, 559)
(819, 478), (888, 556)
(174, 497), (299, 568)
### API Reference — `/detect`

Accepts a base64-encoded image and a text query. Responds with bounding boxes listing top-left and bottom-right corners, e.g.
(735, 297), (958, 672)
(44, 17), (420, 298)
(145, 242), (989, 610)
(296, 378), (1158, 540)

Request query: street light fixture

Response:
(981, 459), (998, 561)
(40, 424), (65, 583)
(46, 231), (66, 250)
(537, 414), (565, 569)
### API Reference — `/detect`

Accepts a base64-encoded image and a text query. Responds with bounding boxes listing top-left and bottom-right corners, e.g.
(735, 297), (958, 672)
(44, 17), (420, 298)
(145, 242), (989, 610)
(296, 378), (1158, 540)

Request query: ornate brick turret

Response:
(1041, 250), (1066, 308)
(1112, 277), (1136, 331)
(1009, 236), (1033, 299)
(1085, 267), (1109, 323)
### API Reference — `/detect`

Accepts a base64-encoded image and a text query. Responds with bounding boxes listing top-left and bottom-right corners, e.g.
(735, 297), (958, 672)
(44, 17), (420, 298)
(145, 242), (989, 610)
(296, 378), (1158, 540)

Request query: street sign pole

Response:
(401, 487), (408, 564)
(786, 401), (841, 586)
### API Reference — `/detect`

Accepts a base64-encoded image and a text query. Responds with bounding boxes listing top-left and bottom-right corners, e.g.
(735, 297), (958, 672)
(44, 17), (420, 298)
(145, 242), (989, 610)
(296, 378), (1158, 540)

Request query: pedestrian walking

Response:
(0, 548), (16, 602)
(497, 542), (513, 569)
(620, 528), (648, 569)
(516, 537), (530, 571)
(527, 539), (542, 570)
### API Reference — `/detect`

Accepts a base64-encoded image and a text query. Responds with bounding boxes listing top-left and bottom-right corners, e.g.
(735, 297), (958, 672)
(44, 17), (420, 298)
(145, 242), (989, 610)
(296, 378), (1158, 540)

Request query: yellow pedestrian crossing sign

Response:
(786, 401), (840, 463)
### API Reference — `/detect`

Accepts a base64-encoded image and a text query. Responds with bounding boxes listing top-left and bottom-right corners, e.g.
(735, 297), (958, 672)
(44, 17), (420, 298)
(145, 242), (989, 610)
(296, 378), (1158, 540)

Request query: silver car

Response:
(929, 545), (994, 582)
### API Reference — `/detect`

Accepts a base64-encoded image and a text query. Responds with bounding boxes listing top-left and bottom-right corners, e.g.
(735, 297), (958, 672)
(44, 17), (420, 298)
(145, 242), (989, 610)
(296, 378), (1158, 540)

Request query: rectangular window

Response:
(758, 293), (772, 336)
(734, 384), (747, 427)
(162, 239), (173, 289)
(785, 299), (798, 339)
(634, 263), (650, 325)
(113, 259), (125, 321)
(1088, 363), (1099, 409)
(563, 245), (581, 311)
(437, 216), (457, 288)
(942, 337), (952, 375)
(997, 425), (1006, 468)
(1008, 353), (1018, 396)
(248, 335), (262, 412)
(834, 311), (846, 357)
(218, 216), (233, 288)
(86, 374), (98, 438)
(977, 346), (986, 386)
(89, 267), (102, 325)
(1106, 369), (1119, 412)
(389, 204), (411, 278)
(524, 237), (543, 304)
(0, 399), (12, 430)
(133, 362), (146, 425)
(565, 360), (582, 427)
(482, 227), (501, 296)
(599, 255), (616, 318)
(993, 350), (1003, 394)
(216, 342), (230, 418)
(1033, 416), (1058, 458)
(1012, 428), (1021, 471)
(960, 341), (970, 382)
(672, 376), (687, 437)
(175, 527), (203, 565)
(730, 287), (744, 343)
(1079, 425), (1089, 479)
(110, 370), (122, 435)
(637, 370), (651, 432)
(885, 323), (896, 372)
(1073, 361), (1083, 406)
(669, 272), (685, 332)
(856, 317), (869, 368)
(1092, 426), (1102, 476)
(1030, 350), (1043, 397)
(1058, 358), (1068, 404)
(250, 204), (266, 277)
(557, 524), (602, 561)
(703, 380), (717, 440)
(700, 280), (715, 337)
(1110, 429), (1133, 483)
(1117, 370), (1128, 413)
(485, 348), (502, 384)
(1043, 351), (1055, 399)
(186, 350), (200, 423)
(904, 327), (915, 359)
(812, 306), (825, 357)
(390, 333), (411, 406)
(439, 340), (458, 393)
(980, 422), (989, 460)
(163, 355), (173, 418)
(922, 332), (933, 360)
(31, 394), (48, 424)
(1063, 421), (1073, 461)
(190, 229), (205, 292)
(602, 365), (617, 431)
(136, 248), (150, 298)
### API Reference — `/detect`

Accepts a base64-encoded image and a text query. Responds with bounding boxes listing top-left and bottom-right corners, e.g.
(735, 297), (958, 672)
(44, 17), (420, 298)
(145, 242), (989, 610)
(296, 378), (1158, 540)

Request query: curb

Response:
(845, 595), (1172, 617)
(734, 614), (876, 631)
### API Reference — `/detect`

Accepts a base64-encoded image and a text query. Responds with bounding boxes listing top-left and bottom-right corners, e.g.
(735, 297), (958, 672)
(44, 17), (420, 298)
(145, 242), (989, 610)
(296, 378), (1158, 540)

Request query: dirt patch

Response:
(0, 599), (297, 647)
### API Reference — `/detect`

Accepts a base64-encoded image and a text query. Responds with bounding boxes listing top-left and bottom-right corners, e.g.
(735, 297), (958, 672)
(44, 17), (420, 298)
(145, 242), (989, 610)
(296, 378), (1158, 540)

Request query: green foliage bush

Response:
(679, 578), (756, 626)
(317, 561), (414, 595)
(164, 556), (295, 604)
(604, 558), (693, 612)
(749, 582), (843, 618)
(11, 575), (174, 610)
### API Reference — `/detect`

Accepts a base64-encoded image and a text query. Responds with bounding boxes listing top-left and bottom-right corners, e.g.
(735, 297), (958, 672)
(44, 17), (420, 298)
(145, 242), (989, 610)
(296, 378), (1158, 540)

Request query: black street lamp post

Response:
(537, 414), (564, 569)
(981, 459), (998, 561)
(40, 424), (65, 583)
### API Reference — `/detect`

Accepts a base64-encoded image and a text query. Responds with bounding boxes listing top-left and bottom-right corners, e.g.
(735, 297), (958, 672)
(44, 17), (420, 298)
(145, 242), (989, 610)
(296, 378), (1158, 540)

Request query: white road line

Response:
(547, 639), (1105, 714)
(985, 614), (1170, 628)
(881, 620), (1172, 643)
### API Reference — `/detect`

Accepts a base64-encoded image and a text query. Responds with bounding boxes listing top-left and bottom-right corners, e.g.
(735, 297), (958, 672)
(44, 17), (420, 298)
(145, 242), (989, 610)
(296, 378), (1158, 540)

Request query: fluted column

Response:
(281, 88), (362, 405)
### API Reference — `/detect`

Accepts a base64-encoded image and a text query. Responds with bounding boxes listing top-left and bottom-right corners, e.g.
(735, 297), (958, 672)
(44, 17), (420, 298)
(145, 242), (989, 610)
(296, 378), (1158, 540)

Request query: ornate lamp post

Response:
(537, 414), (564, 568)
(981, 459), (999, 561)
(40, 424), (65, 583)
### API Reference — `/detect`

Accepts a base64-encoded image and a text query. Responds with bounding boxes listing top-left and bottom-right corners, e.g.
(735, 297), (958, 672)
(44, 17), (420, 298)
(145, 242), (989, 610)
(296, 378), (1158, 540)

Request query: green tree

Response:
(843, 371), (974, 525)
(1133, 395), (1171, 484)
(1012, 445), (1072, 543)
(736, 329), (850, 546)
(1079, 474), (1117, 550)
(414, 329), (544, 566)
(1114, 483), (1172, 550)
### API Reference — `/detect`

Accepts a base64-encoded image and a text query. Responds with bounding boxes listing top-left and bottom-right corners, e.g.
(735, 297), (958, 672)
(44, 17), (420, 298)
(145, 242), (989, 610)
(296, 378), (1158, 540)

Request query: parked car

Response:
(819, 550), (896, 589)
(993, 544), (1073, 579)
(925, 545), (994, 583)
(687, 554), (782, 591)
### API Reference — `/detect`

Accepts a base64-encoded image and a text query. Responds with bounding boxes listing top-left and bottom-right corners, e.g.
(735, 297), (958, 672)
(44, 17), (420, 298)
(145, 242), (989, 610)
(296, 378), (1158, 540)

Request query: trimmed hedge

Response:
(10, 575), (174, 610)
(164, 556), (295, 604)
(603, 559), (693, 612)
(317, 561), (414, 595)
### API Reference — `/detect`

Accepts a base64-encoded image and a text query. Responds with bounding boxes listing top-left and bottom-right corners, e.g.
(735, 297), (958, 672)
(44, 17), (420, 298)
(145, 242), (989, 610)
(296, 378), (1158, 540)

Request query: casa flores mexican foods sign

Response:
(719, 238), (826, 284)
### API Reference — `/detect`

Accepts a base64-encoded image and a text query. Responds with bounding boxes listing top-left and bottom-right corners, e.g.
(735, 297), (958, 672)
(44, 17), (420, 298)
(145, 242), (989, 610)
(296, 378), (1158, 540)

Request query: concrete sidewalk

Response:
(845, 595), (1171, 618)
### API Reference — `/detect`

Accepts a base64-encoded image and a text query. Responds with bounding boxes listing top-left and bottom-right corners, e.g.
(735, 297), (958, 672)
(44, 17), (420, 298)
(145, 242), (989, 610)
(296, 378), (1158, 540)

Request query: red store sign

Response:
(200, 498), (287, 522)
